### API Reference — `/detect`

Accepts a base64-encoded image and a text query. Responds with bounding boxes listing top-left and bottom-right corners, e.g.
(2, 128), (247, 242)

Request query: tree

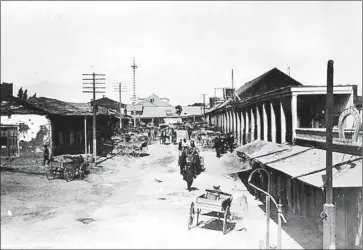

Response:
(175, 105), (183, 116)
(17, 87), (23, 99)
(23, 90), (28, 100)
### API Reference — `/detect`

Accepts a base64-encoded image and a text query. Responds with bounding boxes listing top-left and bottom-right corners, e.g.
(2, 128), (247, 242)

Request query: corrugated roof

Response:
(236, 140), (291, 158)
(298, 160), (362, 188)
(237, 140), (361, 188)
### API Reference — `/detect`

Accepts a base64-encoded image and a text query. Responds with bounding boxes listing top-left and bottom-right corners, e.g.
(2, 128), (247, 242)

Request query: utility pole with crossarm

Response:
(82, 72), (106, 162)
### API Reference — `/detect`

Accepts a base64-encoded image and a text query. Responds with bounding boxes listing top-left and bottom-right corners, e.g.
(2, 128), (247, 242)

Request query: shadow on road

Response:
(0, 167), (46, 176)
(200, 218), (236, 234)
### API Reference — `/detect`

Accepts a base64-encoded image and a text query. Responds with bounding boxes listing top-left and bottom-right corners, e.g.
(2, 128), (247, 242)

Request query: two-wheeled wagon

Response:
(188, 188), (233, 234)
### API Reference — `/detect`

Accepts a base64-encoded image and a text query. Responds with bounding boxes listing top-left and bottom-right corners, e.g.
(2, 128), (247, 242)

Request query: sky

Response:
(1, 1), (362, 106)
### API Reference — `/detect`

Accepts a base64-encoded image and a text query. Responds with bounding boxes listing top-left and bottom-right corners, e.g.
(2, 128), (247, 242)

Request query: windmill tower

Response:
(131, 57), (138, 105)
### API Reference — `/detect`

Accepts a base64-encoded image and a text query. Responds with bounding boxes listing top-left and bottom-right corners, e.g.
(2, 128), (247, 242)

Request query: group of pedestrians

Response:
(160, 128), (177, 144)
(214, 132), (235, 158)
(177, 137), (204, 191)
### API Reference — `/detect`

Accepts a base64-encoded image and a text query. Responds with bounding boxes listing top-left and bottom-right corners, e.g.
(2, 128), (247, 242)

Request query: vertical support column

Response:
(271, 102), (276, 143)
(280, 101), (286, 143)
(250, 108), (255, 141)
(230, 110), (233, 134)
(223, 113), (226, 133)
(263, 103), (268, 141)
(291, 94), (298, 142)
(236, 109), (240, 145)
(246, 109), (250, 143)
(84, 116), (87, 154)
(256, 106), (261, 140)
(231, 109), (234, 135)
(228, 110), (231, 133)
(240, 109), (244, 145)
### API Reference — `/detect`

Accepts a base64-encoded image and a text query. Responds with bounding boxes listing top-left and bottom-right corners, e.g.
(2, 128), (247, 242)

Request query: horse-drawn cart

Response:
(46, 154), (93, 182)
(188, 188), (233, 234)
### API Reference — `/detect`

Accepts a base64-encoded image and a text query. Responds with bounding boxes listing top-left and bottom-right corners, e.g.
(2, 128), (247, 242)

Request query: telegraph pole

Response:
(131, 58), (138, 128)
(201, 94), (207, 118)
(114, 82), (127, 129)
(232, 69), (235, 102)
(82, 73), (106, 162)
(131, 58), (138, 105)
(323, 60), (335, 249)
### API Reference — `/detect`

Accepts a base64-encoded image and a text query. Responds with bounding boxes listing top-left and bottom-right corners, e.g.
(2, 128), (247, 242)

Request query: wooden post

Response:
(324, 60), (336, 249)
(266, 196), (271, 249)
(84, 116), (87, 154)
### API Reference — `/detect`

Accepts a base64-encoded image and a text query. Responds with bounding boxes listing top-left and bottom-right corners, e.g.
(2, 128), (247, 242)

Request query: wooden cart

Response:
(188, 189), (233, 234)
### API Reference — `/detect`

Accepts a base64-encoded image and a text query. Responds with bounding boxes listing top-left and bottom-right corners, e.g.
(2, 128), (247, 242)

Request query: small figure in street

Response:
(172, 129), (177, 144)
(154, 129), (158, 141)
(43, 145), (50, 166)
(229, 132), (234, 153)
(178, 139), (183, 155)
(148, 129), (151, 139)
(214, 136), (222, 158)
(187, 126), (193, 140)
(140, 140), (148, 151)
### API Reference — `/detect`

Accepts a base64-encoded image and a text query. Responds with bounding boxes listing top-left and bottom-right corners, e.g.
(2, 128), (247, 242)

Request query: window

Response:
(149, 98), (154, 103)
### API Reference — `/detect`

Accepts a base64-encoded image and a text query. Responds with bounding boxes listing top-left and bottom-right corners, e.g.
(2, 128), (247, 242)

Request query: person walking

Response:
(43, 145), (50, 166)
(214, 136), (221, 158)
(229, 132), (234, 153)
(178, 139), (183, 156)
(187, 126), (193, 140)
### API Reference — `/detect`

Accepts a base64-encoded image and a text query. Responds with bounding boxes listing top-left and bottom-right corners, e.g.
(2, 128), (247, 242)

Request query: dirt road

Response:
(1, 136), (303, 249)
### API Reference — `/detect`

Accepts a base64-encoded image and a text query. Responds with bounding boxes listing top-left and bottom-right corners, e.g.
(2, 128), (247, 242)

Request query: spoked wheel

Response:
(188, 202), (195, 230)
(63, 164), (74, 182)
(223, 206), (231, 235)
(46, 169), (55, 180)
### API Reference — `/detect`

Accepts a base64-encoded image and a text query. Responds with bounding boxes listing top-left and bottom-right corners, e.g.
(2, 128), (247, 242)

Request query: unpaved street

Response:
(1, 134), (303, 249)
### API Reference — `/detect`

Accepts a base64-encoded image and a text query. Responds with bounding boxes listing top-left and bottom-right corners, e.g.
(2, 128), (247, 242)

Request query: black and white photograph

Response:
(1, 1), (362, 249)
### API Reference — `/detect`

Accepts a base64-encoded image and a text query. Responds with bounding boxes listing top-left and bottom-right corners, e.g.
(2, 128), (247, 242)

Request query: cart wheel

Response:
(63, 164), (74, 182)
(46, 169), (55, 180)
(223, 206), (230, 235)
(188, 202), (195, 230)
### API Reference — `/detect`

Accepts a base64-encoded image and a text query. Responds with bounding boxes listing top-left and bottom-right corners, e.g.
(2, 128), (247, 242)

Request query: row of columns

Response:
(214, 101), (287, 145)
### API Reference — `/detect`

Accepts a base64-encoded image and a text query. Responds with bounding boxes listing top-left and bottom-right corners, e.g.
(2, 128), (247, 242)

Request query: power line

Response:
(113, 82), (127, 129)
(82, 72), (106, 161)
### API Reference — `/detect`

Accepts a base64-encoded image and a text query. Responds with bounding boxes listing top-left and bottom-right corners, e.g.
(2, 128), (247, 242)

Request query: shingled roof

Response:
(235, 68), (303, 100)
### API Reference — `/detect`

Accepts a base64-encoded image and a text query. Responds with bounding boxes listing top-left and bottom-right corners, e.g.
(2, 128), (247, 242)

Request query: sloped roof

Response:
(298, 160), (362, 188)
(0, 97), (45, 115)
(206, 99), (232, 114)
(92, 97), (126, 110)
(235, 68), (303, 100)
(26, 97), (117, 116)
(237, 140), (361, 188)
(27, 97), (90, 115)
(136, 93), (172, 107)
